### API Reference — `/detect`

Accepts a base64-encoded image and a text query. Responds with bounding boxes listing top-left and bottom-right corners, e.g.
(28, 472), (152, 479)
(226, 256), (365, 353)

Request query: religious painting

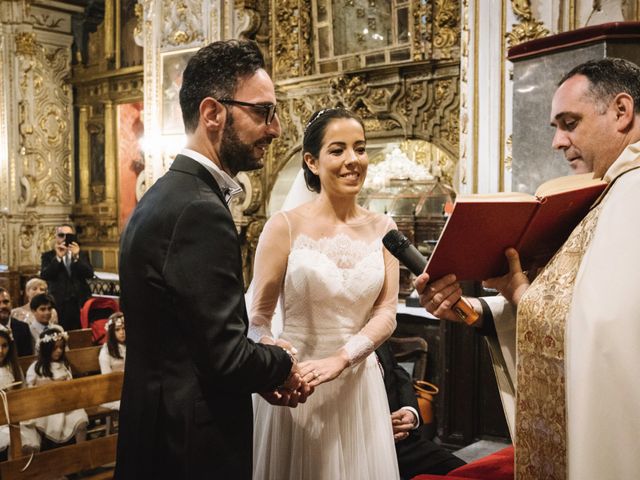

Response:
(161, 49), (197, 134)
(117, 102), (144, 229)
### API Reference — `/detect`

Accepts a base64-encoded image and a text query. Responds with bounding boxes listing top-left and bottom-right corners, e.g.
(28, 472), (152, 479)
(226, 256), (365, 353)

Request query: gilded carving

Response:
(133, 2), (144, 46)
(432, 0), (460, 59)
(272, 0), (313, 79)
(15, 31), (37, 56)
(233, 5), (261, 39)
(30, 12), (64, 30)
(0, 215), (7, 266)
(162, 0), (204, 47)
(505, 134), (513, 171)
(39, 104), (66, 144)
(507, 0), (549, 48)
(242, 216), (267, 284)
(412, 0), (432, 61)
(74, 217), (120, 249)
(458, 0), (470, 186)
(17, 40), (72, 207)
(17, 212), (51, 266)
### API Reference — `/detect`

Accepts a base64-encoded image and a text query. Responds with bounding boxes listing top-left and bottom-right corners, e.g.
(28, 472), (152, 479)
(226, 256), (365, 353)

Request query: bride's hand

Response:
(298, 353), (349, 387)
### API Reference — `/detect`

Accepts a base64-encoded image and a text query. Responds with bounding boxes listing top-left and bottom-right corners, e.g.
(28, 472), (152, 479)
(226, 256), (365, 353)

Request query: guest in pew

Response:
(98, 312), (125, 410)
(376, 342), (465, 479)
(0, 324), (40, 459)
(28, 293), (57, 352)
(0, 287), (33, 357)
(11, 277), (59, 325)
(25, 326), (88, 446)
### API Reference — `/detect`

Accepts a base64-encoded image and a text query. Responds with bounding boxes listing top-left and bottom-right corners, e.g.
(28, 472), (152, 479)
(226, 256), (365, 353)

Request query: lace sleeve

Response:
(342, 217), (399, 365)
(248, 212), (291, 343)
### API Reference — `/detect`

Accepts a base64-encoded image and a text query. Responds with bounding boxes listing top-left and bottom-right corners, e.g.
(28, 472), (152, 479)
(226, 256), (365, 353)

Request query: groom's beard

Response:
(219, 114), (264, 174)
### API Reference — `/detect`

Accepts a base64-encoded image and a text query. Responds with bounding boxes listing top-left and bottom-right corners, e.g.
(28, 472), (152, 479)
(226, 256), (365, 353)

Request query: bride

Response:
(249, 108), (400, 479)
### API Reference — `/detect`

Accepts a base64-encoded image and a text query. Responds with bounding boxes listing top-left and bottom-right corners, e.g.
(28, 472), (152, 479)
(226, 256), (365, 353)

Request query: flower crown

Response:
(0, 324), (13, 342)
(39, 325), (68, 345)
(105, 314), (124, 331)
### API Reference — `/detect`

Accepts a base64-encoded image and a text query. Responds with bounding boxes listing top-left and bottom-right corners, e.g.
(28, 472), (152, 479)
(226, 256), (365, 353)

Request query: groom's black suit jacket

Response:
(115, 155), (292, 479)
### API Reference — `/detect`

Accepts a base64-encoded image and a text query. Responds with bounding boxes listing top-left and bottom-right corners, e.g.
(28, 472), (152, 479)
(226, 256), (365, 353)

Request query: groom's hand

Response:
(259, 389), (295, 407)
(259, 381), (314, 408)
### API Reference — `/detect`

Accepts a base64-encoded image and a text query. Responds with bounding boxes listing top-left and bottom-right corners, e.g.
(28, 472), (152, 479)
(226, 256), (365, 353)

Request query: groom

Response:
(116, 40), (309, 479)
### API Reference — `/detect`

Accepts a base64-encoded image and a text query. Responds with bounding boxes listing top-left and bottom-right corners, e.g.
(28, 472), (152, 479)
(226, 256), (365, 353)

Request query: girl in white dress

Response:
(250, 108), (400, 479)
(98, 312), (126, 410)
(25, 326), (88, 445)
(0, 325), (40, 457)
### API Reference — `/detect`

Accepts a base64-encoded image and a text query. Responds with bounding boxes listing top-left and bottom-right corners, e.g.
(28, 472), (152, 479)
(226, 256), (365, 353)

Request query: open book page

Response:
(534, 172), (605, 197)
(517, 178), (606, 266)
(456, 192), (535, 203)
(425, 173), (606, 282)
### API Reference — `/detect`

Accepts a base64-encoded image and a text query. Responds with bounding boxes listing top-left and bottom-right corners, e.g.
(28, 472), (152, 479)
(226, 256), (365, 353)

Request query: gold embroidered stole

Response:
(515, 203), (603, 479)
(513, 153), (640, 479)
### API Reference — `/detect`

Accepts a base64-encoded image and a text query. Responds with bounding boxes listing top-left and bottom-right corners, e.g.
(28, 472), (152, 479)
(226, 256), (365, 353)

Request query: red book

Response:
(426, 173), (607, 281)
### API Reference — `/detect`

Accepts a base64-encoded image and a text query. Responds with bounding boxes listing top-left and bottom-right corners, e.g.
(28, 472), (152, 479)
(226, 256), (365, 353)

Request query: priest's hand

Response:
(482, 248), (530, 306)
(415, 272), (483, 326)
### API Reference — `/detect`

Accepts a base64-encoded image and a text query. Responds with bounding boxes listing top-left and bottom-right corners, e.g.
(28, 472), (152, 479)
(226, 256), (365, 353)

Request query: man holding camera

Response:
(40, 223), (94, 331)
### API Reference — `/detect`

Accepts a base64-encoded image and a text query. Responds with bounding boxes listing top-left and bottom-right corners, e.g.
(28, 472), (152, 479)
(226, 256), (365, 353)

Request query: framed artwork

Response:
(161, 49), (197, 134)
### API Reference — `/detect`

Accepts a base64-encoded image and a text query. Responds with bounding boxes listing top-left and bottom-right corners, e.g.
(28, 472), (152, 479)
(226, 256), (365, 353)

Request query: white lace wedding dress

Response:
(250, 206), (400, 480)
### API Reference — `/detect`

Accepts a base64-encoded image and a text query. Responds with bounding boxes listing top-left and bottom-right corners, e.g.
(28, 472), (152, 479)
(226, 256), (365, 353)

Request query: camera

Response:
(64, 233), (78, 246)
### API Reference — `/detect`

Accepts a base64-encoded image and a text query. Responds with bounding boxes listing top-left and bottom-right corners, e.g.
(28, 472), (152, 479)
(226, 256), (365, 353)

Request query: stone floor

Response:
(453, 439), (512, 463)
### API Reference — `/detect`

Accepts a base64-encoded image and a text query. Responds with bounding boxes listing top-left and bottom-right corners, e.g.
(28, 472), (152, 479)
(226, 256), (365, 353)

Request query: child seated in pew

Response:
(25, 326), (88, 446)
(98, 313), (125, 410)
(0, 325), (41, 459)
(11, 277), (58, 325)
(28, 294), (56, 352)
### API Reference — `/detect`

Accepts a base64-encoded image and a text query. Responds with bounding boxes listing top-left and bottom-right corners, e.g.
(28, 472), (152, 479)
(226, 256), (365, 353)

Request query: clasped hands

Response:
(259, 338), (349, 408)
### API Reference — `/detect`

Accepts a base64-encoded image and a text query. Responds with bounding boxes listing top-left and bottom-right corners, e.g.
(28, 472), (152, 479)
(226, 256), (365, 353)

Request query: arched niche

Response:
(268, 139), (456, 216)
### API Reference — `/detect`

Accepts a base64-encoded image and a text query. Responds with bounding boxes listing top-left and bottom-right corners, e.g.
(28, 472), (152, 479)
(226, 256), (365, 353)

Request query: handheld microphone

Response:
(382, 229), (479, 325)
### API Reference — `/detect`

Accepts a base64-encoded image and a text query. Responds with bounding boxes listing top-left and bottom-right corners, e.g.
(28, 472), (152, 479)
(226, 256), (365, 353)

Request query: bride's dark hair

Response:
(302, 108), (365, 193)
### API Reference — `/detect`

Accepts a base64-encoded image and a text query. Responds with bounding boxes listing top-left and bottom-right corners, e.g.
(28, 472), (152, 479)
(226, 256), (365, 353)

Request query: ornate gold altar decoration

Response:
(413, 0), (460, 61)
(507, 0), (549, 48)
(15, 29), (73, 267)
(505, 134), (513, 172)
(162, 0), (204, 47)
(70, 0), (144, 272)
(272, 0), (313, 79)
(268, 69), (459, 195)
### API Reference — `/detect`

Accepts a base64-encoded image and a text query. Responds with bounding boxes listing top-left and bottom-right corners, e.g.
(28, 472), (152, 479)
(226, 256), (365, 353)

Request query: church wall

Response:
(0, 0), (81, 276)
(461, 0), (639, 196)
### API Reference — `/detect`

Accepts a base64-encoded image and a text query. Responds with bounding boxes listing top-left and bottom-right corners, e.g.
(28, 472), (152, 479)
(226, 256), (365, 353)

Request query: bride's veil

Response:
(245, 168), (318, 339)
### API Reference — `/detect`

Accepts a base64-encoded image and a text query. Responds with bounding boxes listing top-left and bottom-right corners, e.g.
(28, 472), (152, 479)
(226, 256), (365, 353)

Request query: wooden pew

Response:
(0, 372), (123, 479)
(17, 346), (116, 437)
(18, 346), (102, 378)
(67, 328), (94, 349)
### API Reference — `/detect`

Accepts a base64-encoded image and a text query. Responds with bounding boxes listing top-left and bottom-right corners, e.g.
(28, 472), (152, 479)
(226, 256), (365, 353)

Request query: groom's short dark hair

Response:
(179, 39), (265, 134)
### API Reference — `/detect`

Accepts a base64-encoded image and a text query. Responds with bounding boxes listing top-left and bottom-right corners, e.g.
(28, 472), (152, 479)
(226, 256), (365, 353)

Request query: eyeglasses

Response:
(56, 233), (66, 238)
(217, 99), (277, 125)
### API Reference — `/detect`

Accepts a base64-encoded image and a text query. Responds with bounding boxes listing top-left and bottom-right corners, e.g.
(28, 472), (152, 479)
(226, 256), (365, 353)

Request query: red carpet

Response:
(412, 446), (514, 480)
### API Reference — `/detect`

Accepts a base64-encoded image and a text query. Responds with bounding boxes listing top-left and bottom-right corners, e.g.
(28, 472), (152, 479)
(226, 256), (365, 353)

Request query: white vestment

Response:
(485, 140), (640, 478)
